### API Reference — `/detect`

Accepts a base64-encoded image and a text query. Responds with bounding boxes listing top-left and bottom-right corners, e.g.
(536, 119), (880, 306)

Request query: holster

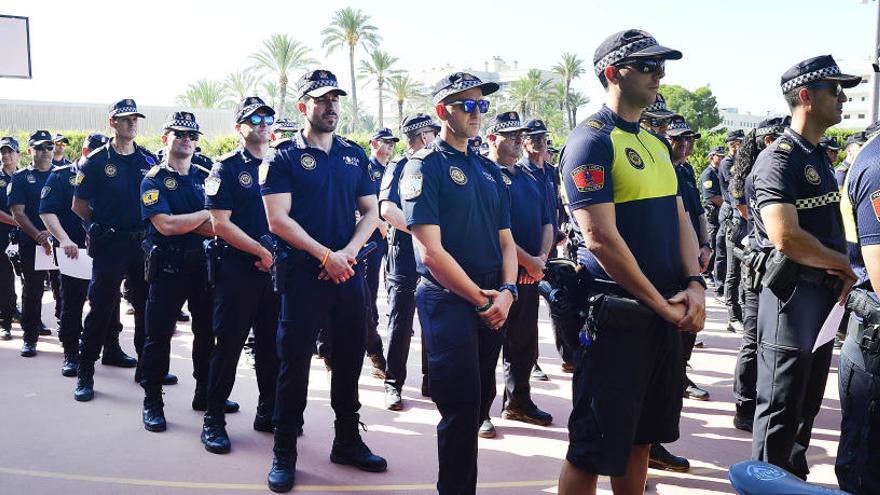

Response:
(204, 238), (225, 287)
(726, 216), (746, 243)
(581, 292), (658, 348)
(762, 249), (842, 301)
(142, 239), (161, 284)
(538, 259), (590, 350)
(705, 204), (719, 224)
(86, 223), (115, 258)
(260, 235), (289, 294)
(8, 249), (21, 277)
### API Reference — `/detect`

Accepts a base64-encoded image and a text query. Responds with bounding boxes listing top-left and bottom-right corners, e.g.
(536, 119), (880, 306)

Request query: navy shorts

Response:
(566, 313), (684, 476)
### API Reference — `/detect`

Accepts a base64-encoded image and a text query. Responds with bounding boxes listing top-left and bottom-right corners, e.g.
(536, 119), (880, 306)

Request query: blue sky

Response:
(0, 0), (876, 117)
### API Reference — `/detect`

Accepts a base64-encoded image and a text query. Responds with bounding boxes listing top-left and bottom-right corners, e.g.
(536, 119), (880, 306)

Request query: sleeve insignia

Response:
(570, 164), (605, 192)
(585, 119), (604, 130)
(40, 186), (51, 199)
(401, 173), (423, 200)
(142, 189), (160, 206)
(871, 190), (880, 222)
(205, 176), (222, 196)
(703, 180), (713, 188)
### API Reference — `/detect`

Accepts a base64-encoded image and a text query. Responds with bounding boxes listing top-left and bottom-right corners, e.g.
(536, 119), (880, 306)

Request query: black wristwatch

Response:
(684, 275), (707, 290)
(499, 284), (518, 302)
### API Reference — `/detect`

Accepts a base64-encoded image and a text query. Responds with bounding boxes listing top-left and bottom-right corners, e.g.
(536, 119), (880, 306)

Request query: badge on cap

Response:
(238, 172), (253, 188)
(142, 189), (159, 206)
(205, 176), (221, 196)
(449, 166), (467, 186)
(804, 165), (820, 185)
(401, 173), (423, 200)
(570, 164), (605, 192)
(301, 154), (316, 171)
(625, 148), (644, 170)
(164, 177), (178, 190)
(40, 186), (51, 199)
(104, 164), (117, 177)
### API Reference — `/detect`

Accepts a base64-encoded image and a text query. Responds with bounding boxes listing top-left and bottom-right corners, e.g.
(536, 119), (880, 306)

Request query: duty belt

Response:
(797, 264), (843, 292)
(114, 229), (145, 240)
(854, 321), (880, 354)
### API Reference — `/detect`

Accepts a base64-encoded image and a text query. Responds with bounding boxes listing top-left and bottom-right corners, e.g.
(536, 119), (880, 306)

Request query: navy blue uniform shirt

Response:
(368, 156), (386, 244)
(751, 128), (844, 254)
(401, 139), (512, 280)
(499, 163), (550, 257)
(699, 165), (721, 204)
(378, 153), (412, 248)
(75, 141), (157, 231)
(841, 135), (880, 290)
(718, 155), (735, 205)
(522, 158), (560, 231)
(39, 161), (86, 247)
(0, 169), (14, 245)
(205, 147), (270, 241)
(559, 106), (683, 291)
(141, 163), (208, 251)
(676, 162), (703, 234)
(9, 167), (52, 246)
(260, 131), (374, 253)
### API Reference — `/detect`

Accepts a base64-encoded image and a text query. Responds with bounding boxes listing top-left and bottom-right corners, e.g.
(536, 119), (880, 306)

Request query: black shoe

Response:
(726, 320), (743, 333)
(0, 323), (10, 341)
(267, 433), (297, 493)
(177, 311), (190, 322)
(143, 398), (167, 432)
(162, 373), (178, 385)
(192, 396), (240, 414)
(502, 405), (553, 426)
(12, 308), (21, 323)
(368, 354), (386, 380)
(561, 361), (576, 373)
(38, 324), (51, 336)
(201, 415), (231, 454)
(62, 347), (78, 377)
(648, 444), (690, 472)
(683, 379), (710, 401)
(330, 435), (387, 472)
(74, 366), (94, 402)
(254, 412), (274, 433)
(733, 414), (753, 433)
(101, 347), (137, 368)
(420, 378), (431, 397)
(20, 342), (36, 357)
(531, 364), (549, 381)
(384, 387), (403, 411)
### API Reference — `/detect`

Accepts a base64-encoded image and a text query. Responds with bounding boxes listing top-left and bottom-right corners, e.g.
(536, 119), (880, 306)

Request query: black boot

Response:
(330, 420), (387, 472)
(74, 362), (94, 402)
(267, 432), (297, 493)
(192, 384), (240, 413)
(143, 388), (166, 432)
(101, 333), (137, 368)
(201, 413), (231, 454)
(254, 402), (274, 433)
(62, 344), (78, 377)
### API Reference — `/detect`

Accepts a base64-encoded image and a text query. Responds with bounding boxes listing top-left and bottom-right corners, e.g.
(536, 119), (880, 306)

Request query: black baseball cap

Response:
(818, 136), (840, 151)
(593, 29), (682, 77)
(370, 127), (399, 142)
(163, 111), (202, 133)
(109, 98), (145, 119)
(28, 130), (53, 147)
(488, 111), (528, 134)
(84, 133), (109, 151)
(523, 118), (548, 135)
(725, 129), (745, 143)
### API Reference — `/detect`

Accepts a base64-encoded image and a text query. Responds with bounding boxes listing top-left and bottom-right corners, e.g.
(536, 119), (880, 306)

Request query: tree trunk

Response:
(278, 73), (287, 120)
(377, 77), (384, 128)
(398, 99), (404, 128)
(564, 78), (571, 130)
(348, 44), (358, 132)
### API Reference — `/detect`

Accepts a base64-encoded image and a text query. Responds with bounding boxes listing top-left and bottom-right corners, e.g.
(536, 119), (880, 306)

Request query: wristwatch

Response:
(685, 275), (708, 290)
(499, 284), (519, 302)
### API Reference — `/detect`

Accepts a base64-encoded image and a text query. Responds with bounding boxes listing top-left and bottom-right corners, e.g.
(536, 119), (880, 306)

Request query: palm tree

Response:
(250, 34), (315, 119)
(553, 52), (586, 130)
(224, 71), (259, 107)
(321, 7), (381, 131)
(175, 79), (227, 109)
(567, 90), (591, 127)
(387, 74), (426, 128)
(359, 50), (400, 128)
(506, 69), (551, 119)
(338, 97), (374, 135)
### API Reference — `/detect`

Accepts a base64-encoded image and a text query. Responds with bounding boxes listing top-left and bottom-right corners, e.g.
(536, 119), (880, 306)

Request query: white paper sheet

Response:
(34, 246), (58, 271)
(56, 249), (93, 280)
(814, 302), (845, 352)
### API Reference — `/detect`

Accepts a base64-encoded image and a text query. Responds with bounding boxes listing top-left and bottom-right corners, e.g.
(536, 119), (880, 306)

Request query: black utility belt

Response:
(112, 229), (146, 240)
(854, 321), (880, 355)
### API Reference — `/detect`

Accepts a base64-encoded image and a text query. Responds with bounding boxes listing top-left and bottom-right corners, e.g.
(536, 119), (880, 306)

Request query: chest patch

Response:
(301, 154), (316, 171)
(401, 173), (423, 200)
(75, 172), (84, 185)
(68, 175), (77, 186)
(481, 171), (496, 182)
(501, 174), (512, 186)
(142, 189), (159, 206)
(570, 164), (605, 192)
(104, 164), (117, 177)
(343, 156), (359, 167)
(703, 180), (713, 188)
(449, 166), (467, 185)
(0, 179), (7, 189)
(624, 148), (644, 170)
(205, 176), (221, 196)
(26, 173), (35, 184)
(164, 177), (178, 190)
(40, 186), (50, 199)
(804, 165), (821, 185)
(238, 171), (253, 188)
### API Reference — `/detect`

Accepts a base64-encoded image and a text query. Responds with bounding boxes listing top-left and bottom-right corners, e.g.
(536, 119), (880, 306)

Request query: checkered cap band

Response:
(401, 118), (436, 135)
(756, 125), (785, 137)
(165, 118), (199, 131)
(299, 79), (340, 97)
(112, 106), (138, 115)
(491, 119), (524, 133)
(594, 37), (659, 75)
(795, 191), (840, 210)
(645, 96), (668, 113)
(781, 65), (842, 93)
(667, 120), (692, 132)
(433, 79), (485, 104)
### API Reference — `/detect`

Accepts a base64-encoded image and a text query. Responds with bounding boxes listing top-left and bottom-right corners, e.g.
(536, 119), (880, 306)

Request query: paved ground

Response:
(0, 284), (845, 494)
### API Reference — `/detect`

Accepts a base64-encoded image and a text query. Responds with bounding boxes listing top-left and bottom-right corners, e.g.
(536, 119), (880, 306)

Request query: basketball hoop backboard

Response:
(0, 15), (31, 79)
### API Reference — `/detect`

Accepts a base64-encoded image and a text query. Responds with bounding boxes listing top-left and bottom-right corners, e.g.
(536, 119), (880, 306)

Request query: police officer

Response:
(139, 112), (231, 432)
(819, 136), (840, 166)
(0, 137), (22, 340)
(400, 71), (517, 494)
(715, 129), (743, 297)
(640, 93), (676, 135)
(700, 147), (724, 283)
(838, 120), (880, 494)
(9, 130), (56, 357)
(729, 117), (788, 433)
(202, 96), (280, 453)
(482, 111), (553, 438)
(378, 113), (438, 409)
(52, 134), (71, 167)
(40, 133), (135, 376)
(557, 29), (705, 494)
(750, 55), (859, 479)
(261, 69), (386, 493)
(836, 132), (866, 188)
(72, 99), (159, 401)
(272, 119), (298, 141)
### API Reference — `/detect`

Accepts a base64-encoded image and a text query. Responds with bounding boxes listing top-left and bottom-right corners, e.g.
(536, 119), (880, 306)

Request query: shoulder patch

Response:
(270, 137), (292, 149)
(205, 176), (222, 196)
(776, 138), (793, 154)
(401, 173), (423, 200)
(142, 189), (159, 206)
(217, 150), (237, 162)
(585, 119), (604, 130)
(871, 190), (880, 222)
(145, 165), (162, 178)
(40, 186), (51, 199)
(570, 164), (605, 192)
(703, 180), (713, 189)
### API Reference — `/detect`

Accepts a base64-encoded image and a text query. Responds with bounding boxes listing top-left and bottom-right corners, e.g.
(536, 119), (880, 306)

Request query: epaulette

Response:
(584, 119), (605, 131)
(389, 155), (404, 165)
(145, 165), (162, 178)
(216, 150), (238, 162)
(411, 147), (435, 160)
(775, 137), (794, 154)
(192, 163), (211, 175)
(270, 137), (292, 149)
(51, 164), (73, 172)
(86, 144), (108, 159)
(337, 136), (358, 148)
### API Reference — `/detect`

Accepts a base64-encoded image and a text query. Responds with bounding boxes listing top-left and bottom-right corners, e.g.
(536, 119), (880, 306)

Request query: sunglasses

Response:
(807, 81), (843, 97)
(618, 58), (665, 75)
(171, 130), (200, 141)
(33, 144), (55, 152)
(248, 115), (276, 126)
(670, 135), (695, 143)
(446, 99), (490, 114)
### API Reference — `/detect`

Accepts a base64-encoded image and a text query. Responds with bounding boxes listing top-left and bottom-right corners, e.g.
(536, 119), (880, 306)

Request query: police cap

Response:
(400, 113), (440, 135)
(643, 93), (676, 119)
(755, 116), (789, 138)
(272, 118), (297, 133)
(818, 136), (840, 151)
(235, 96), (275, 124)
(296, 70), (348, 100)
(780, 55), (861, 93)
(163, 111), (202, 133)
(28, 130), (53, 147)
(0, 136), (20, 153)
(593, 29), (682, 77)
(370, 127), (399, 142)
(109, 98), (145, 119)
(488, 111), (527, 135)
(666, 116), (701, 138)
(85, 133), (110, 151)
(523, 118), (548, 135)
(725, 129), (745, 143)
(432, 72), (499, 104)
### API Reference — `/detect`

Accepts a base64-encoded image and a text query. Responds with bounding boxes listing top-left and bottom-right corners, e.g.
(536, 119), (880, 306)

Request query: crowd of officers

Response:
(1, 26), (878, 495)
